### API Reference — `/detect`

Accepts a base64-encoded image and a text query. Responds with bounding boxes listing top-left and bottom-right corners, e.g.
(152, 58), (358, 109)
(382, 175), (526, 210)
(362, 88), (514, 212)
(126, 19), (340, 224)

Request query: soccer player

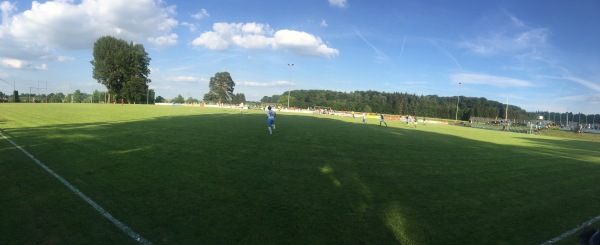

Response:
(379, 113), (387, 126)
(362, 113), (367, 125)
(266, 106), (276, 134)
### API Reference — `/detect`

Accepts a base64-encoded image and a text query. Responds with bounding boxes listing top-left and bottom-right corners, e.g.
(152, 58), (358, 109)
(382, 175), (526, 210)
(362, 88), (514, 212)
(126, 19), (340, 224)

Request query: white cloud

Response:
(320, 20), (328, 27)
(450, 72), (533, 88)
(1, 58), (47, 70)
(328, 0), (348, 8)
(459, 13), (549, 57)
(273, 29), (339, 57)
(35, 63), (48, 70)
(1, 59), (24, 69)
(168, 76), (202, 82)
(174, 76), (196, 82)
(148, 33), (178, 47)
(191, 8), (209, 20)
(0, 0), (178, 62)
(181, 22), (197, 32)
(555, 94), (588, 102)
(193, 29), (230, 50)
(192, 22), (339, 57)
(1, 1), (16, 24)
(238, 81), (294, 87)
(562, 76), (600, 92)
(508, 15), (525, 27)
(460, 28), (549, 57)
(57, 56), (75, 62)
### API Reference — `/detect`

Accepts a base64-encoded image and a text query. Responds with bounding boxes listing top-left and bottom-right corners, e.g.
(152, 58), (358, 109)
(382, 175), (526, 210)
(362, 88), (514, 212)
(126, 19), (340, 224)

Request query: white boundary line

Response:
(541, 215), (600, 244)
(1, 130), (152, 245)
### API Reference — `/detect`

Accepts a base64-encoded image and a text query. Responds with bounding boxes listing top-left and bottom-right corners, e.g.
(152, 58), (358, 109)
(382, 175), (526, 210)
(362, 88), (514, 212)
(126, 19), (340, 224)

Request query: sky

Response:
(0, 0), (599, 114)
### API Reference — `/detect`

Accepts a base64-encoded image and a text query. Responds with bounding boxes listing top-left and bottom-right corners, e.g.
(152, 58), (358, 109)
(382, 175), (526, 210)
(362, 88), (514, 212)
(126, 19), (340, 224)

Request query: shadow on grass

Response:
(3, 111), (600, 244)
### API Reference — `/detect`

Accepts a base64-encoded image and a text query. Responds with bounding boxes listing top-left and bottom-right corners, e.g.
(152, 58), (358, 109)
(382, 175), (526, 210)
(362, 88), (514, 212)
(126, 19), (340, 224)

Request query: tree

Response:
(186, 97), (199, 104)
(260, 94), (280, 103)
(277, 95), (295, 106)
(121, 43), (151, 103)
(50, 92), (65, 103)
(155, 96), (165, 103)
(121, 76), (147, 103)
(232, 93), (246, 104)
(147, 89), (155, 104)
(203, 92), (217, 102)
(91, 36), (151, 103)
(92, 90), (107, 103)
(173, 94), (185, 103)
(73, 89), (83, 103)
(204, 72), (235, 104)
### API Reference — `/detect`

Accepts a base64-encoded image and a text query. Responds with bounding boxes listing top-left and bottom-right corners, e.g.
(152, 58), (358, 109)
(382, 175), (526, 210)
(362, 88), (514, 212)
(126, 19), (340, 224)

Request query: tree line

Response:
(261, 89), (599, 123)
(0, 89), (156, 104)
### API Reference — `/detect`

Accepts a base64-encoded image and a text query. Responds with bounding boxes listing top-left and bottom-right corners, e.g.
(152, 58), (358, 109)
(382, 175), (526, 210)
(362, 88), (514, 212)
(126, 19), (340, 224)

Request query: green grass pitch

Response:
(1, 103), (599, 244)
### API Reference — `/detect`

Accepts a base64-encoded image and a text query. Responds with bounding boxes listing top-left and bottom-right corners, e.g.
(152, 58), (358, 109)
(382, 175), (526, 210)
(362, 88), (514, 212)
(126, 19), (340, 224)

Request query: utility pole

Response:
(287, 63), (294, 109)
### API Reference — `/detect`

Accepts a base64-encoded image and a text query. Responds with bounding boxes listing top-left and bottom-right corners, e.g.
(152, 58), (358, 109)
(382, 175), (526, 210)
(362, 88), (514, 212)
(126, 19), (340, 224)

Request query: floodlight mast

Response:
(505, 97), (508, 121)
(287, 63), (294, 109)
(566, 108), (569, 127)
(455, 82), (461, 121)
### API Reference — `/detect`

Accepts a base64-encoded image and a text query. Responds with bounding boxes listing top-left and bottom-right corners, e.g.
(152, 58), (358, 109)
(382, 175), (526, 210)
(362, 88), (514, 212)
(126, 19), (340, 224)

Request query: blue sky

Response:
(0, 0), (599, 114)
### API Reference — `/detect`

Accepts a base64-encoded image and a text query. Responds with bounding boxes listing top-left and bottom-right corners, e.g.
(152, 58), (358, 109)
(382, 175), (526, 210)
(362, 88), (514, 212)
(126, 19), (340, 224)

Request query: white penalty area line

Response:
(0, 130), (152, 245)
(541, 214), (600, 244)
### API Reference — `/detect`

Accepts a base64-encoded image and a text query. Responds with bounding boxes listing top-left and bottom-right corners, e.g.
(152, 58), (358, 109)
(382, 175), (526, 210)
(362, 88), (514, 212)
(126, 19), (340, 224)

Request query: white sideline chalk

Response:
(541, 215), (600, 244)
(0, 130), (152, 245)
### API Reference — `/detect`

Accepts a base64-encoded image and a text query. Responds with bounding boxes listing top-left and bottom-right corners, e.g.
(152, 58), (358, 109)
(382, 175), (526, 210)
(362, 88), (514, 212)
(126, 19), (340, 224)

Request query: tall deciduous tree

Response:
(204, 72), (235, 104)
(91, 36), (151, 103)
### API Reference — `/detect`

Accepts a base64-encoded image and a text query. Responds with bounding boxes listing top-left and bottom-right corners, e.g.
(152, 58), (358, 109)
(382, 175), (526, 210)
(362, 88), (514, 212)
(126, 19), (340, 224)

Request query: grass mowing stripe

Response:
(0, 129), (152, 245)
(541, 214), (600, 245)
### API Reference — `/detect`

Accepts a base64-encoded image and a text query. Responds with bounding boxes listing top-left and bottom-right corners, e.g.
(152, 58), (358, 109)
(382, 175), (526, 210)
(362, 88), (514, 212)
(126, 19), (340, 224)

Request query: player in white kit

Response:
(266, 106), (276, 134)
